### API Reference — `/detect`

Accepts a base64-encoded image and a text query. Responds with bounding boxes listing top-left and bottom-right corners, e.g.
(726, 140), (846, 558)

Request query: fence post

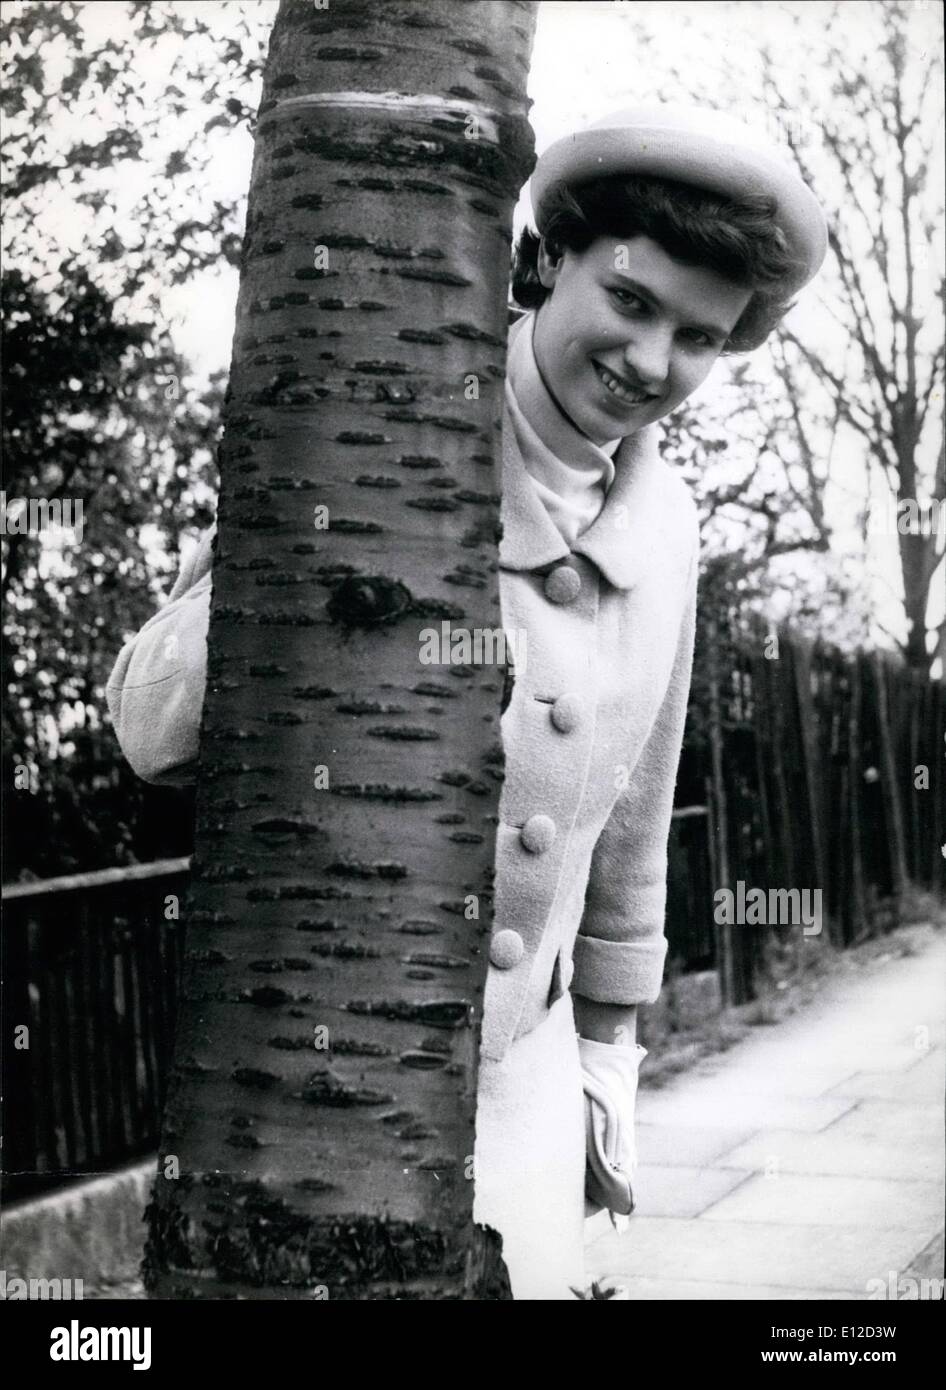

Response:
(871, 650), (908, 899)
(707, 617), (737, 1005)
(792, 637), (828, 906)
(847, 655), (868, 939)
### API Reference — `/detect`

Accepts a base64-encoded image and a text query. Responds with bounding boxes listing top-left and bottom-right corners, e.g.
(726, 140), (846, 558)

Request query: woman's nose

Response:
(622, 329), (672, 393)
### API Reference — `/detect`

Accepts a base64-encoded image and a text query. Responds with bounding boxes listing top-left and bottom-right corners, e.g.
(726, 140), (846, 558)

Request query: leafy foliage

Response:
(2, 266), (223, 878)
(0, 0), (276, 878)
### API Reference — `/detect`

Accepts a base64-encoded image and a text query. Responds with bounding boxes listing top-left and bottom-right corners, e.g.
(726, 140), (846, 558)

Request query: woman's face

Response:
(531, 234), (754, 444)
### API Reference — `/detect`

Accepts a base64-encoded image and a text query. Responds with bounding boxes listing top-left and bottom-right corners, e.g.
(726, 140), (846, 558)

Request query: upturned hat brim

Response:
(530, 106), (828, 294)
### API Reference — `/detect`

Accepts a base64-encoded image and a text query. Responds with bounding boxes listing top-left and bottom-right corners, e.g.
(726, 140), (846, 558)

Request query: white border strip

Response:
(257, 90), (503, 144)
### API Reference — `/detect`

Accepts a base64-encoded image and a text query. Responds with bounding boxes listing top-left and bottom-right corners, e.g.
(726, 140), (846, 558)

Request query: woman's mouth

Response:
(592, 360), (658, 406)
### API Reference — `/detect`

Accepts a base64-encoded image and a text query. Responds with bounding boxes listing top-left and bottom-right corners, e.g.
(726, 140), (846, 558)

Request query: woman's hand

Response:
(578, 1032), (646, 1223)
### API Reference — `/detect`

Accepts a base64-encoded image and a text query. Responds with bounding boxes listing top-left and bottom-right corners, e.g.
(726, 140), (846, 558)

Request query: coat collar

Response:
(497, 313), (677, 592)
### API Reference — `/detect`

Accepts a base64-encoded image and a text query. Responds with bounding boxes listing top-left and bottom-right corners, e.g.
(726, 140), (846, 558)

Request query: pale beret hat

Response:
(530, 104), (828, 293)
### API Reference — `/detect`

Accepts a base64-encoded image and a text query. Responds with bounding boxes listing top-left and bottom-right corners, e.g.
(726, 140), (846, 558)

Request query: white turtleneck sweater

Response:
(504, 311), (620, 549)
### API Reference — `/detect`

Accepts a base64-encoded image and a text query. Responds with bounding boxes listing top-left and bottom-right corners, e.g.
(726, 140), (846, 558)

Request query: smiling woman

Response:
(530, 236), (755, 442)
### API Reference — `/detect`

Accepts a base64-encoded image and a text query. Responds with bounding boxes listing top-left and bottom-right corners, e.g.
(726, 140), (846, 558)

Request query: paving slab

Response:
(636, 1090), (858, 1133)
(715, 1127), (944, 1183)
(825, 1053), (946, 1102)
(636, 1122), (758, 1168)
(628, 1164), (752, 1219)
(825, 1098), (943, 1144)
(699, 1171), (943, 1229)
(589, 1215), (935, 1294)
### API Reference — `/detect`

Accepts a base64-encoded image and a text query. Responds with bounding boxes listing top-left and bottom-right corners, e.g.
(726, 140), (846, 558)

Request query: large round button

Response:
(489, 928), (524, 969)
(544, 564), (581, 604)
(520, 813), (556, 854)
(550, 692), (583, 733)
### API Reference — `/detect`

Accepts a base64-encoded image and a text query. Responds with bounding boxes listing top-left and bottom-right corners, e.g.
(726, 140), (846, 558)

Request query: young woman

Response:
(108, 105), (827, 1301)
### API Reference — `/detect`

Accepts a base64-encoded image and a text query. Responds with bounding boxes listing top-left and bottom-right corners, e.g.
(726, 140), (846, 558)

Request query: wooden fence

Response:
(692, 628), (945, 1003)
(1, 860), (189, 1204)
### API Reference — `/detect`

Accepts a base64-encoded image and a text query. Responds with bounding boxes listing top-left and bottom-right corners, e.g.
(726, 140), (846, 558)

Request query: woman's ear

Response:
(536, 236), (565, 290)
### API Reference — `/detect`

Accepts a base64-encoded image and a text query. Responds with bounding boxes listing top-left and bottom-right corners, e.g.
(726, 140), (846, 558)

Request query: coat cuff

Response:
(571, 933), (668, 1005)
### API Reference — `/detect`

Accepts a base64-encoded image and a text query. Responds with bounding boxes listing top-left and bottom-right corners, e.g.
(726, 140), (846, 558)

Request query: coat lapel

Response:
(497, 391), (674, 593)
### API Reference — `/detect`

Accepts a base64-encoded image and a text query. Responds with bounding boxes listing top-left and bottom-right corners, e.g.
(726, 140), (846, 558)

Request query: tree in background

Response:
(143, 0), (537, 1300)
(1, 266), (222, 877)
(1, 0), (273, 877)
(761, 0), (944, 674)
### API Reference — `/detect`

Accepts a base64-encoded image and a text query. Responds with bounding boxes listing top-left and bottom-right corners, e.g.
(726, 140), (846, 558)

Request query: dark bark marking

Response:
(442, 322), (504, 346)
(257, 612), (318, 626)
(326, 574), (412, 629)
(251, 818), (327, 838)
(344, 1000), (469, 1030)
(336, 700), (408, 714)
(316, 47), (383, 62)
(335, 429), (388, 444)
(325, 860), (408, 880)
(310, 940), (381, 960)
(330, 784), (443, 803)
(239, 986), (292, 1007)
(403, 954), (470, 969)
(386, 410), (478, 433)
(330, 1039), (393, 1058)
(412, 681), (457, 698)
(247, 884), (354, 901)
(355, 474), (402, 488)
(406, 496), (460, 513)
(444, 571), (487, 588)
(397, 453), (442, 468)
(396, 329), (445, 345)
(366, 725), (441, 741)
(232, 1067), (281, 1090)
(353, 360), (411, 374)
(392, 267), (472, 287)
(298, 1074), (392, 1107)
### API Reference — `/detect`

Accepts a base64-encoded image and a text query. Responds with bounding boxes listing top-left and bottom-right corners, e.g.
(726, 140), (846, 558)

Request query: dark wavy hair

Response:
(512, 175), (803, 352)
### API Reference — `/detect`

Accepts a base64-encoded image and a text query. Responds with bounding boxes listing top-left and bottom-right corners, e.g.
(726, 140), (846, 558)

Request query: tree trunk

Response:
(143, 0), (536, 1301)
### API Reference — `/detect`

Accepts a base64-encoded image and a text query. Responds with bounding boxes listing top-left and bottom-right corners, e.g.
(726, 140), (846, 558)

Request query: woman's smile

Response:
(591, 358), (661, 407)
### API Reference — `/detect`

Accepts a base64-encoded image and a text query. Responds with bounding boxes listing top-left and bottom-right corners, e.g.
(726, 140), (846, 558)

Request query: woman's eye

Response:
(609, 287), (644, 309)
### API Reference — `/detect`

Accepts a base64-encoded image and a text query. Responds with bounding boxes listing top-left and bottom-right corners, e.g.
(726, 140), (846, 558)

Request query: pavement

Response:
(586, 924), (946, 1300)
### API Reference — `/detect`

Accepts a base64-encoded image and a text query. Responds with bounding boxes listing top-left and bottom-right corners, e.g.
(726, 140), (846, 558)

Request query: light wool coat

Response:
(106, 336), (698, 1298)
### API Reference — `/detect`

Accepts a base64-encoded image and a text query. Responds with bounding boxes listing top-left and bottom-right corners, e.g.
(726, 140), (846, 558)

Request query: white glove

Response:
(578, 1035), (647, 1228)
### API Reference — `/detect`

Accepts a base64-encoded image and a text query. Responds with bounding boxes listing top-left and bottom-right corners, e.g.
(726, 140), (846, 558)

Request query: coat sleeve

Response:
(105, 526), (216, 787)
(571, 541), (698, 1005)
